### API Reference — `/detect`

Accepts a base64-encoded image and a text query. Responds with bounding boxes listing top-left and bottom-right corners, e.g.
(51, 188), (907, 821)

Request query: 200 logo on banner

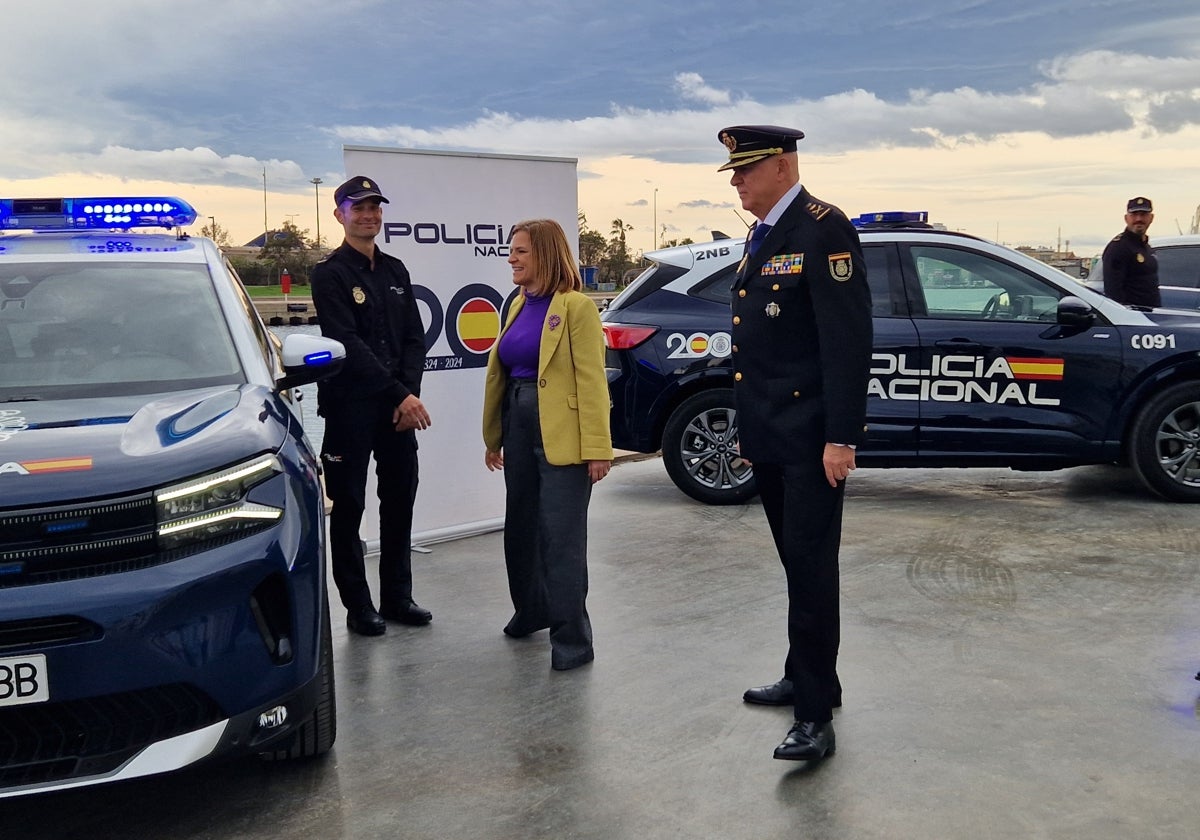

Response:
(415, 283), (520, 371)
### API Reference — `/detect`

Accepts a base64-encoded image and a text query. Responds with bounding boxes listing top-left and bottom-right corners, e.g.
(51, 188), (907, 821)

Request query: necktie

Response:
(748, 222), (772, 256)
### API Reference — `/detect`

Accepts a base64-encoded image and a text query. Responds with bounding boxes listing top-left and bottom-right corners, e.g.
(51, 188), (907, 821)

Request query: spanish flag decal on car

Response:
(15, 456), (94, 474)
(1005, 358), (1065, 381)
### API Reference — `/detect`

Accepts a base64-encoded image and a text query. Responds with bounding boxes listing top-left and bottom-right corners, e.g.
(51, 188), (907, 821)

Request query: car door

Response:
(861, 242), (921, 457)
(901, 243), (1124, 462)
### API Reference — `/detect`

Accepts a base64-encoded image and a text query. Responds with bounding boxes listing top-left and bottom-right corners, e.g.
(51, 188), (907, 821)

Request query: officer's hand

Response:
(587, 460), (611, 483)
(393, 394), (431, 431)
(823, 443), (855, 488)
(485, 450), (504, 471)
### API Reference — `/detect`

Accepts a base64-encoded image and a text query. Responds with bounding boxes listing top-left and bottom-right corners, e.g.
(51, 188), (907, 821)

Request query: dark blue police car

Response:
(0, 196), (346, 797)
(602, 212), (1200, 504)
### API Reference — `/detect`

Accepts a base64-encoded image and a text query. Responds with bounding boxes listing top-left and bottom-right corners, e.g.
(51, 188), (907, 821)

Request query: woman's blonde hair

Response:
(512, 219), (582, 297)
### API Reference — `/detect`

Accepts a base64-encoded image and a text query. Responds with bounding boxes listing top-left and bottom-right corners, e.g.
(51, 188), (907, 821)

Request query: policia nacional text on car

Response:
(717, 125), (873, 762)
(311, 176), (434, 637)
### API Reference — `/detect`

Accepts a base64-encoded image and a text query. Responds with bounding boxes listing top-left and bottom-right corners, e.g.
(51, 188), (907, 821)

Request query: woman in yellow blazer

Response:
(482, 218), (613, 671)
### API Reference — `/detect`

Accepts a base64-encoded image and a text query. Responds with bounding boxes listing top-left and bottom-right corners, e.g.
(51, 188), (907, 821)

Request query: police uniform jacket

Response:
(1101, 229), (1160, 307)
(482, 290), (613, 466)
(730, 188), (873, 463)
(310, 241), (426, 412)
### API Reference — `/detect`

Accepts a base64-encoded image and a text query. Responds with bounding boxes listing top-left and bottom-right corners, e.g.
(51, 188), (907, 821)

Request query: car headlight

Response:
(155, 455), (283, 550)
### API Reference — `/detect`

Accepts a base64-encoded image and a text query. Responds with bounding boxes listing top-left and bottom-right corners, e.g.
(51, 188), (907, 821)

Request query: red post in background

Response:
(281, 268), (292, 296)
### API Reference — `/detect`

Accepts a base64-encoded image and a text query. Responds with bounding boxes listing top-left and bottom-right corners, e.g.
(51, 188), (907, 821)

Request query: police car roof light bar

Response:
(0, 197), (198, 231)
(851, 210), (929, 229)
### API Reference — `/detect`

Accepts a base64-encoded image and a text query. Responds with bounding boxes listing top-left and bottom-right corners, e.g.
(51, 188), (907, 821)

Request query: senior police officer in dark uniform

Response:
(310, 176), (433, 636)
(718, 126), (873, 761)
(1102, 196), (1160, 307)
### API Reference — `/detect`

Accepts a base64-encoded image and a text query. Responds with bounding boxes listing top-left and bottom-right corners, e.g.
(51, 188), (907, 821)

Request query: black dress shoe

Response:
(503, 615), (550, 638)
(743, 678), (794, 706)
(744, 679), (843, 708)
(379, 601), (432, 626)
(773, 720), (835, 761)
(346, 605), (386, 636)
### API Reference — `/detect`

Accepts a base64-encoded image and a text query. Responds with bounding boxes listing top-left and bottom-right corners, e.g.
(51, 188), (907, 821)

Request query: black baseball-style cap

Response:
(1126, 196), (1153, 213)
(334, 176), (390, 206)
(717, 125), (805, 172)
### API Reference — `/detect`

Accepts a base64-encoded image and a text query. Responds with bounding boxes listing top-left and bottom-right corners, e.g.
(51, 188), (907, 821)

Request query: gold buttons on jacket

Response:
(734, 372), (743, 381)
(738, 289), (746, 298)
(772, 283), (780, 291)
(732, 316), (741, 325)
(793, 391), (800, 397)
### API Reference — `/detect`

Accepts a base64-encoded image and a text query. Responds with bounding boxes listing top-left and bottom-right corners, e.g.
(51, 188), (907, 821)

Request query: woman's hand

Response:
(485, 450), (504, 472)
(587, 459), (611, 483)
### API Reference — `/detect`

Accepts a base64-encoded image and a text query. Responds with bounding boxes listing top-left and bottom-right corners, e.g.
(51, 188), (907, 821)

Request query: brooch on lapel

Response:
(548, 314), (562, 331)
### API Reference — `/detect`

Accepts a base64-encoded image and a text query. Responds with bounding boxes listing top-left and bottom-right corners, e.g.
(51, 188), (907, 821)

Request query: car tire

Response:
(1129, 381), (1200, 502)
(262, 594), (337, 760)
(661, 388), (757, 505)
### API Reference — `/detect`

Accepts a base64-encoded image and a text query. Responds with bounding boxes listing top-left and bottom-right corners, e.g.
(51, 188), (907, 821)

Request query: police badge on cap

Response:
(1126, 196), (1153, 214)
(716, 125), (805, 172)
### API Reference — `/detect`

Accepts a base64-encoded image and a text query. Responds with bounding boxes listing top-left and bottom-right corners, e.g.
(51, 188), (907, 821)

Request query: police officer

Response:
(1102, 196), (1160, 307)
(717, 125), (872, 761)
(310, 176), (433, 636)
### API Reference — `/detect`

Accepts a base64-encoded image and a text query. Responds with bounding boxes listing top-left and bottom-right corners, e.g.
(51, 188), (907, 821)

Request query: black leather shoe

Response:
(503, 615), (550, 638)
(346, 605), (386, 636)
(380, 601), (432, 626)
(773, 720), (836, 761)
(743, 678), (794, 706)
(743, 679), (843, 708)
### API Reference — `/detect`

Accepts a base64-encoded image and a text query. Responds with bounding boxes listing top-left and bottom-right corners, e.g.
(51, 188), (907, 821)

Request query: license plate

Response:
(0, 653), (49, 707)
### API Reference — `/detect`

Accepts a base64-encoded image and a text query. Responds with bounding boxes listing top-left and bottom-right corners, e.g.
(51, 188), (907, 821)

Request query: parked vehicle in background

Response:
(1084, 234), (1200, 310)
(0, 195), (345, 798)
(602, 213), (1200, 505)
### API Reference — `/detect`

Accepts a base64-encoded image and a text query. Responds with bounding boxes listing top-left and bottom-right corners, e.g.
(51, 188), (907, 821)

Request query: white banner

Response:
(341, 146), (579, 546)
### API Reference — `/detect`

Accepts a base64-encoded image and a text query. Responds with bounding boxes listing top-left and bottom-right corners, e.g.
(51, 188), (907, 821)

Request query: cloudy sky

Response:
(3, 0), (1200, 256)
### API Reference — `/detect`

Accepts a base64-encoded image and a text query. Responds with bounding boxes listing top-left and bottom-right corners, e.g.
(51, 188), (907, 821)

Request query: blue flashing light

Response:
(304, 350), (335, 366)
(0, 196), (198, 231)
(852, 210), (929, 228)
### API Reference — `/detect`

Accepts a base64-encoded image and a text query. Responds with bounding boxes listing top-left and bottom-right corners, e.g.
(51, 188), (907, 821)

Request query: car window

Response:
(0, 262), (245, 400)
(907, 245), (1064, 322)
(1156, 246), (1200, 289)
(863, 244), (903, 317)
(692, 264), (737, 304)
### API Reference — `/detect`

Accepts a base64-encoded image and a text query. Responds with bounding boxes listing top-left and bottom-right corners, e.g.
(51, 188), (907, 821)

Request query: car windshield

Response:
(0, 261), (245, 400)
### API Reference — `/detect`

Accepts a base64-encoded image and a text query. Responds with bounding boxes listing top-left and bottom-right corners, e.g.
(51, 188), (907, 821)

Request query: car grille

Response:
(0, 493), (161, 588)
(0, 616), (101, 654)
(0, 683), (224, 787)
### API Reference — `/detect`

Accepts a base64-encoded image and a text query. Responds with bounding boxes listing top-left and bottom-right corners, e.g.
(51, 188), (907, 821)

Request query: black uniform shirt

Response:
(1102, 229), (1160, 307)
(310, 241), (427, 411)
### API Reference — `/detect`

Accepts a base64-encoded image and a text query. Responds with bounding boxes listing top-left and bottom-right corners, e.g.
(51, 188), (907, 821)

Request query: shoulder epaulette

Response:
(805, 201), (833, 221)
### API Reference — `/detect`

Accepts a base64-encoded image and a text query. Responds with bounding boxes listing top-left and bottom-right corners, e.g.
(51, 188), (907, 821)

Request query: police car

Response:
(602, 212), (1200, 504)
(0, 196), (346, 797)
(1084, 233), (1200, 310)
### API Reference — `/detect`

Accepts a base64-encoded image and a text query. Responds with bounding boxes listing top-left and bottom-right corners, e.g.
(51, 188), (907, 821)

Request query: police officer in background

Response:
(1102, 196), (1160, 307)
(310, 176), (433, 636)
(717, 126), (872, 761)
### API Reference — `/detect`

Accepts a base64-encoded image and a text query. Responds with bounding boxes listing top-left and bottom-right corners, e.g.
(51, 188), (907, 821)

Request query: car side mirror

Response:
(1056, 295), (1095, 329)
(276, 333), (345, 390)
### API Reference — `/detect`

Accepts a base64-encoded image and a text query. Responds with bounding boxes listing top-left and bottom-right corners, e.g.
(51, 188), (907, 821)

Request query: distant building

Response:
(1015, 245), (1088, 278)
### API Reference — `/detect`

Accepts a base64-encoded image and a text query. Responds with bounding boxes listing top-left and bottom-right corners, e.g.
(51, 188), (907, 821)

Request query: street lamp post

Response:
(653, 188), (658, 251)
(208, 216), (217, 243)
(311, 177), (323, 248)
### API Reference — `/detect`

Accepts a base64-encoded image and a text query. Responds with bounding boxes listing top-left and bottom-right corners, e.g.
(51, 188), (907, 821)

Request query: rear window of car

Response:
(1156, 245), (1200, 289)
(0, 261), (244, 400)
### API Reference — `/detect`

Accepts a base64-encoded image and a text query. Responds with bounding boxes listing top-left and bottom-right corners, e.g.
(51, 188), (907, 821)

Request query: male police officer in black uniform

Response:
(311, 176), (433, 636)
(1102, 196), (1160, 307)
(718, 126), (872, 761)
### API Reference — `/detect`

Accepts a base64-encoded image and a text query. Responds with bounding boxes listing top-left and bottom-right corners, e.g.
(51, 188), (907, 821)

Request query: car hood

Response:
(1142, 307), (1200, 326)
(0, 385), (292, 507)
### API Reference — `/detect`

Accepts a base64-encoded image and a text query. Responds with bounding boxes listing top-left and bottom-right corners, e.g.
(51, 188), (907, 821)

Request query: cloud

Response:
(674, 72), (733, 106)
(681, 199), (735, 209)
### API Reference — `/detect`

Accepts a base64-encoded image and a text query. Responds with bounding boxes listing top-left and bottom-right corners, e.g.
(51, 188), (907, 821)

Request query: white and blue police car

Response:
(0, 196), (346, 797)
(602, 212), (1200, 504)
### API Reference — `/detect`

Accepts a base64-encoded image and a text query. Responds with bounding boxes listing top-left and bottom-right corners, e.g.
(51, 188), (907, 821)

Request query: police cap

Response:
(717, 125), (805, 172)
(1126, 196), (1153, 214)
(334, 175), (390, 206)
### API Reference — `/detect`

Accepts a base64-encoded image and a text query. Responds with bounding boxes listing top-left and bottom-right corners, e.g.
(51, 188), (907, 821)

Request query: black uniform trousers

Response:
(321, 397), (418, 613)
(501, 378), (594, 669)
(753, 459), (844, 724)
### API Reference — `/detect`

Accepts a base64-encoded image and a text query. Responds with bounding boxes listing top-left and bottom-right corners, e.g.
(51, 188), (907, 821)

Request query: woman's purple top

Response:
(498, 292), (551, 379)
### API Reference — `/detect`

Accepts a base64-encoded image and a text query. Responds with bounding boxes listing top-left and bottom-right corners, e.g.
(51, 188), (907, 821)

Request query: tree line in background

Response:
(203, 213), (694, 290)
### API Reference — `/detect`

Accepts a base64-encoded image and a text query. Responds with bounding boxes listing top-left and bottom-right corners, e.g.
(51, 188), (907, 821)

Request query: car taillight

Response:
(603, 323), (659, 351)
